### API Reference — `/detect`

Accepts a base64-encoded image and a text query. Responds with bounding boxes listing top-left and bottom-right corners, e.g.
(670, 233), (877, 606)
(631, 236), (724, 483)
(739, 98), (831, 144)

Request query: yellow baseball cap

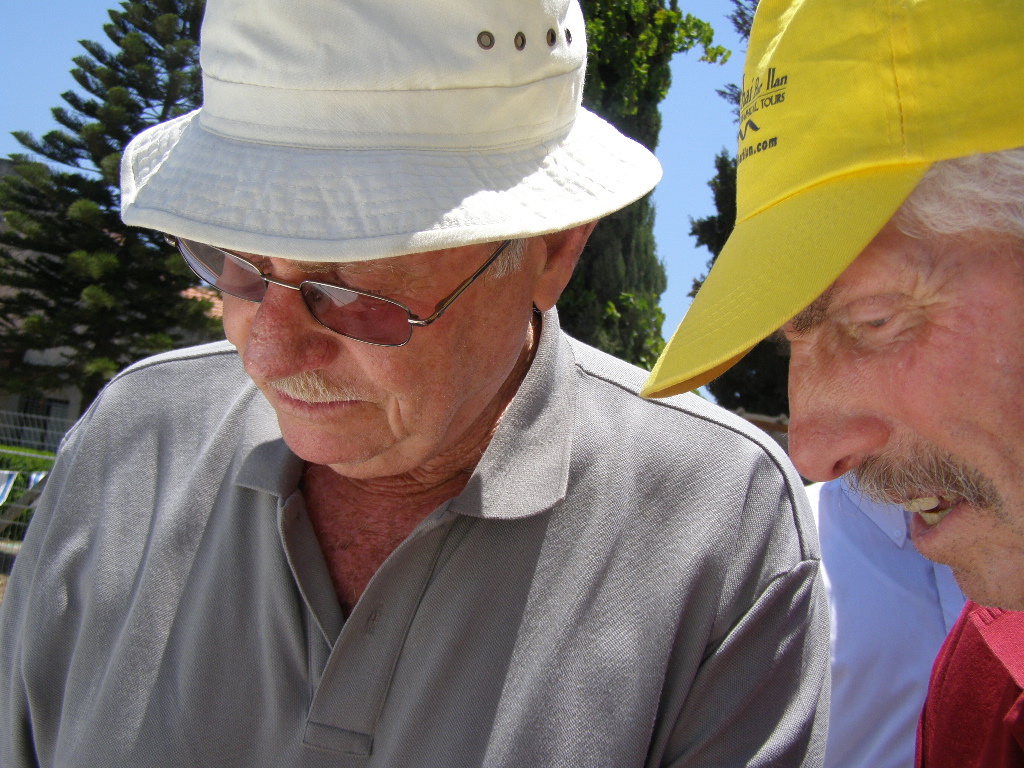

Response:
(643, 0), (1024, 398)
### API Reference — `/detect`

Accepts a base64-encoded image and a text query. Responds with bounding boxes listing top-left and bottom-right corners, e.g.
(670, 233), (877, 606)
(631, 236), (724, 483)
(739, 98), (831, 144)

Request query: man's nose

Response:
(242, 283), (339, 380)
(786, 351), (890, 482)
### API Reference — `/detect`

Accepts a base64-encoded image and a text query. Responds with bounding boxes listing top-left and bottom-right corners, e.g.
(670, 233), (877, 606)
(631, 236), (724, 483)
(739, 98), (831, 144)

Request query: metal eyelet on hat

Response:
(477, 31), (495, 50)
(546, 28), (557, 46)
(565, 28), (572, 44)
(514, 32), (526, 50)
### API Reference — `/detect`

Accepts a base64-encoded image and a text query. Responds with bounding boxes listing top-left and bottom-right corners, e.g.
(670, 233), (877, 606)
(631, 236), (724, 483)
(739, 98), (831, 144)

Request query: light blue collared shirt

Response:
(808, 478), (964, 768)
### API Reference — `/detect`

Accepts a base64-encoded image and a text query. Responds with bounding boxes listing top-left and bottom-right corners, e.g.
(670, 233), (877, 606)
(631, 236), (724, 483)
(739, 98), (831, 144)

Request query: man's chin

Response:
(908, 503), (1024, 609)
(949, 567), (1024, 611)
(276, 418), (389, 469)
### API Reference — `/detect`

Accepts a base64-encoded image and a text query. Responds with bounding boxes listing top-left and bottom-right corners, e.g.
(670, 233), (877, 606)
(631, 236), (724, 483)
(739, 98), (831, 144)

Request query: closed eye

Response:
(840, 293), (905, 334)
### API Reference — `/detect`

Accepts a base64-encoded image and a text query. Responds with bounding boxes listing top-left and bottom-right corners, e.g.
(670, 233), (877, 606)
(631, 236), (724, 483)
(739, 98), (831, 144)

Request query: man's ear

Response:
(530, 220), (598, 312)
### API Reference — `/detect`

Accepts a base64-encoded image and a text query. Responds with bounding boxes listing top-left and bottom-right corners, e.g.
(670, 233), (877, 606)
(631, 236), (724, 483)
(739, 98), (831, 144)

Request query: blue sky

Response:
(0, 0), (746, 343)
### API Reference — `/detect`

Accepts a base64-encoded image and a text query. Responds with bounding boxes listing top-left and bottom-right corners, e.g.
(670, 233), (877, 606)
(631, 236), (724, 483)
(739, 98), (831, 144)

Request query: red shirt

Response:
(917, 601), (1024, 768)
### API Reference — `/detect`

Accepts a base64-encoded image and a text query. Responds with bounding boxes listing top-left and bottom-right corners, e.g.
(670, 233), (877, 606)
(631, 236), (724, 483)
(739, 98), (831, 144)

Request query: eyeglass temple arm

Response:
(409, 240), (512, 327)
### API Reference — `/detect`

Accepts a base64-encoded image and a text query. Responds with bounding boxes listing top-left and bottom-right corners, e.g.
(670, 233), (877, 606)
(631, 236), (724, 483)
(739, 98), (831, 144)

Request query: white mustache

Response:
(269, 371), (366, 403)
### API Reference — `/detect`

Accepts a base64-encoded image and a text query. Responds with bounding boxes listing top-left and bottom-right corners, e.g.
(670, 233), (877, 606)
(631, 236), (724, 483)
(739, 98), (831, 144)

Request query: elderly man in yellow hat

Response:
(0, 0), (830, 766)
(645, 0), (1024, 764)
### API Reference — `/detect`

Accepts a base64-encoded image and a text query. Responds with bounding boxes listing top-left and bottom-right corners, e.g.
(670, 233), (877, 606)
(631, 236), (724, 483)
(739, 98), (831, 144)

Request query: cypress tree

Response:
(0, 0), (216, 409)
(563, 0), (727, 370)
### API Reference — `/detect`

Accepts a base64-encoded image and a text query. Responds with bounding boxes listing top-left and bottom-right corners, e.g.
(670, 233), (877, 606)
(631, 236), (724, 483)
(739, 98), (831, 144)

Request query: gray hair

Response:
(895, 146), (1024, 241)
(490, 238), (527, 278)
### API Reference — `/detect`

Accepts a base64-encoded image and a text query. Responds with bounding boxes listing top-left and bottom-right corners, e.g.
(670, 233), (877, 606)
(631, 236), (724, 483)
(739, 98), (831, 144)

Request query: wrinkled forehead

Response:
(783, 223), (930, 334)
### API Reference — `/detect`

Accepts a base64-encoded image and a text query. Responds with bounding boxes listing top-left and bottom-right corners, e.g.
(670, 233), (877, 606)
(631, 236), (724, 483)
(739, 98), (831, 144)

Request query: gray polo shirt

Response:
(0, 311), (828, 768)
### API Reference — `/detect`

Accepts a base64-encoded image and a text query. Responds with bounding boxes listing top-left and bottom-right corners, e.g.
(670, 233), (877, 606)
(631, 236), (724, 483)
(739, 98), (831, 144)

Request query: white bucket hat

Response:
(120, 0), (663, 262)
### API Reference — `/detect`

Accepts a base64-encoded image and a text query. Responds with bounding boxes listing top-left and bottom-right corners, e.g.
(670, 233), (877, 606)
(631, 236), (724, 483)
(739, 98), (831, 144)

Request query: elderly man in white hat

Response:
(0, 1), (827, 766)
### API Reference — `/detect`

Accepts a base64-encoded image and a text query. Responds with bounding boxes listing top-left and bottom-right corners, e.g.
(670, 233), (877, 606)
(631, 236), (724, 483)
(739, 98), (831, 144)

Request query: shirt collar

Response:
(450, 307), (574, 520)
(840, 476), (909, 546)
(233, 387), (304, 497)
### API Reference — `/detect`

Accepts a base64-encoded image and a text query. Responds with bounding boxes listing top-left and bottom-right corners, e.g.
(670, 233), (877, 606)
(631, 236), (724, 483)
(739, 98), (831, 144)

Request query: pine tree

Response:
(561, 0), (727, 370)
(688, 0), (789, 417)
(0, 0), (216, 408)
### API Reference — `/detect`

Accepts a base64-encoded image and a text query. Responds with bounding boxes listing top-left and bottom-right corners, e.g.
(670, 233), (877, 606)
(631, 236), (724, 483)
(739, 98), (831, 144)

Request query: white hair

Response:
(895, 146), (1024, 241)
(490, 237), (527, 278)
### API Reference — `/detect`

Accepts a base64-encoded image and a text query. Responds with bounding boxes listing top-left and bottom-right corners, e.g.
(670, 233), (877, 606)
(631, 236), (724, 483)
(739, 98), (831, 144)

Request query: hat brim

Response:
(642, 163), (931, 398)
(121, 108), (661, 262)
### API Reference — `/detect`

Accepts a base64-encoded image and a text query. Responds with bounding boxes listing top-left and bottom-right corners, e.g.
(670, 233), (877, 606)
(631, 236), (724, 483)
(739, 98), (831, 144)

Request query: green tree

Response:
(562, 0), (727, 370)
(0, 0), (216, 408)
(688, 0), (789, 416)
(688, 148), (736, 297)
(1, 0), (726, 407)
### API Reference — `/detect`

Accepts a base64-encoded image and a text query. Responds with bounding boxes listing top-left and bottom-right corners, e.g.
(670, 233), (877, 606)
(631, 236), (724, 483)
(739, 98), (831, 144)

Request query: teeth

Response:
(918, 507), (952, 526)
(904, 496), (941, 513)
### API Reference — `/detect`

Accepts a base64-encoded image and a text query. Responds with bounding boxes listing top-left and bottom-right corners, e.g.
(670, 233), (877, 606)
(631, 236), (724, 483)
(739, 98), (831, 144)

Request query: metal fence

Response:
(0, 451), (54, 573)
(0, 448), (55, 571)
(0, 408), (75, 453)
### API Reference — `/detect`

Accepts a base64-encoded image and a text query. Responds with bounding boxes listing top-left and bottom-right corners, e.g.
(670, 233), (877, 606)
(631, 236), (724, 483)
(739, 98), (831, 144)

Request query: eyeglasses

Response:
(168, 236), (512, 347)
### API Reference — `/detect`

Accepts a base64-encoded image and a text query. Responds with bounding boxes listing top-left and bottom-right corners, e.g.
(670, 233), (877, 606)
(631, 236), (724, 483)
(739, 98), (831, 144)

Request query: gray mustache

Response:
(852, 443), (1001, 511)
(269, 371), (366, 403)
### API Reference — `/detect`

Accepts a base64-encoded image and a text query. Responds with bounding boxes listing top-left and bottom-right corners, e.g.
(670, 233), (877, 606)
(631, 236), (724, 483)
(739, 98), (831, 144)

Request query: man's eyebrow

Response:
(786, 286), (836, 334)
(301, 260), (404, 278)
(237, 251), (402, 282)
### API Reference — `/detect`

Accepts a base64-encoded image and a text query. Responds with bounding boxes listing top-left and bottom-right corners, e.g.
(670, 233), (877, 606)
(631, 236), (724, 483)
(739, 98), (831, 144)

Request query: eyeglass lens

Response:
(177, 238), (415, 346)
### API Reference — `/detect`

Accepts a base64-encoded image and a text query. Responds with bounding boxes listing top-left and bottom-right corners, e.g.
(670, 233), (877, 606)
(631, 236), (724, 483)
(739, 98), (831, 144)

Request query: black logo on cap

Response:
(736, 67), (788, 165)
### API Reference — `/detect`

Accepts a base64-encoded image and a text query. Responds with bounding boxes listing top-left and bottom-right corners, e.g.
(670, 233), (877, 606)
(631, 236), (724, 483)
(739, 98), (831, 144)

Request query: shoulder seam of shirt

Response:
(568, 349), (814, 562)
(571, 359), (790, 464)
(108, 341), (239, 384)
(576, 362), (803, 483)
(56, 342), (241, 452)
